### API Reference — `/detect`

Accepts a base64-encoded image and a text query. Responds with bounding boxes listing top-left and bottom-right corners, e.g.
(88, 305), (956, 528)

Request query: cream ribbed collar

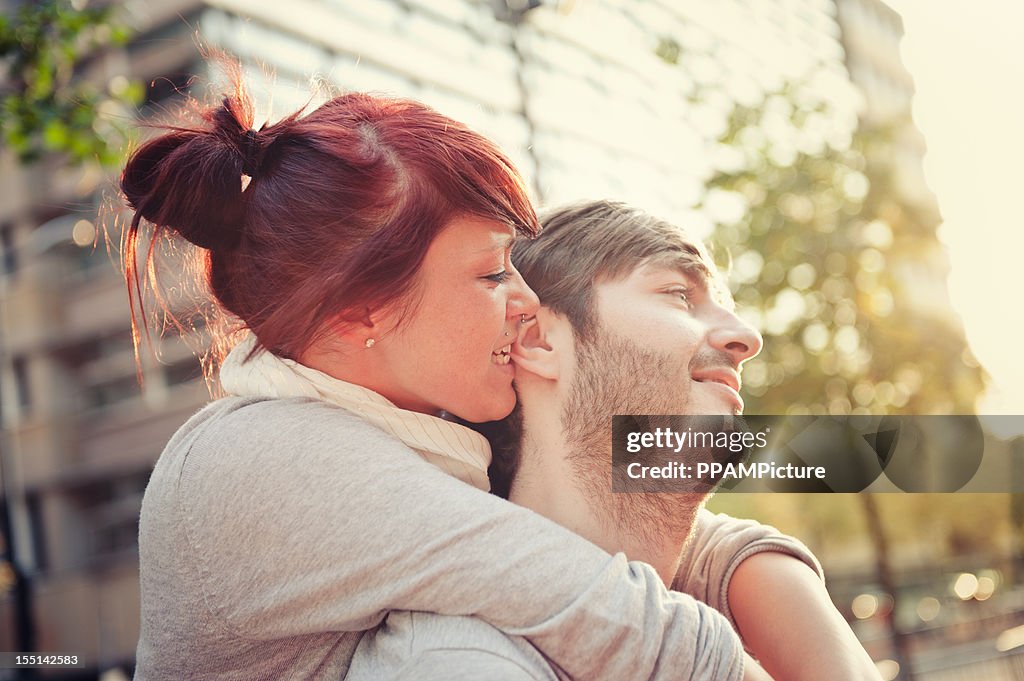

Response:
(219, 334), (492, 491)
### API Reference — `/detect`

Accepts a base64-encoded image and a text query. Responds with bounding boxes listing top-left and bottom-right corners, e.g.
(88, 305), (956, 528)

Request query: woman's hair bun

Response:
(121, 96), (261, 252)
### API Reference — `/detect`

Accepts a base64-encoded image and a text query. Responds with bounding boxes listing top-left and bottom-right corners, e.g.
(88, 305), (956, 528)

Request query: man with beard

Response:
(349, 201), (879, 681)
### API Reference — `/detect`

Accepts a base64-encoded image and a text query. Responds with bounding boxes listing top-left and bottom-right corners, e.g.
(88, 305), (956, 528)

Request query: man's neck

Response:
(509, 403), (703, 584)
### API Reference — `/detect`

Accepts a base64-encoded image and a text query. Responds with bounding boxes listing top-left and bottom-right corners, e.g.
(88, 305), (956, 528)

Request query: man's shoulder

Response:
(349, 611), (561, 681)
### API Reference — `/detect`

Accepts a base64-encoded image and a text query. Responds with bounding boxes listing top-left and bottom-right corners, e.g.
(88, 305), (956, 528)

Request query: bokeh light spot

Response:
(851, 593), (878, 619)
(917, 596), (941, 622)
(953, 573), (979, 600)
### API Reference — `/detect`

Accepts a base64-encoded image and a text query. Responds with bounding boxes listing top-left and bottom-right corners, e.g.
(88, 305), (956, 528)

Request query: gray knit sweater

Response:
(134, 396), (820, 680)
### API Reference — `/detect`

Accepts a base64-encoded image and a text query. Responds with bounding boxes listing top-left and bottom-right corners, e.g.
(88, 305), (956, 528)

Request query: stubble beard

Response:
(561, 327), (706, 550)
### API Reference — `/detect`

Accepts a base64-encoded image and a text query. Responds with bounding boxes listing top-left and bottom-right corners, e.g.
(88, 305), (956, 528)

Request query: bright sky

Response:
(884, 0), (1024, 423)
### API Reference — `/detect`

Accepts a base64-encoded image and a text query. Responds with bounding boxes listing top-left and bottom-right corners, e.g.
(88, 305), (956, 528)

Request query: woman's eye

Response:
(484, 270), (512, 284)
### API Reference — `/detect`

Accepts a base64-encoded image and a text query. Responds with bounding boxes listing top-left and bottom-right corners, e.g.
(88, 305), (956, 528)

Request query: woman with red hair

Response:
(121, 78), (823, 681)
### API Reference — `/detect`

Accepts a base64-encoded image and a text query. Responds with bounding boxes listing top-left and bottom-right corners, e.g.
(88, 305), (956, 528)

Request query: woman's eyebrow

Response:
(473, 233), (515, 255)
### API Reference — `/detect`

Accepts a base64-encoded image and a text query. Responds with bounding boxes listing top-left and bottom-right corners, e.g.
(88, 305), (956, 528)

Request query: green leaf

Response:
(3, 0), (137, 168)
(42, 118), (69, 148)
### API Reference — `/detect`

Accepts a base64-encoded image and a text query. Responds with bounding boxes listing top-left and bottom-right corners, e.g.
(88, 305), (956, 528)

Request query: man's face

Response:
(556, 259), (762, 533)
(562, 260), (762, 441)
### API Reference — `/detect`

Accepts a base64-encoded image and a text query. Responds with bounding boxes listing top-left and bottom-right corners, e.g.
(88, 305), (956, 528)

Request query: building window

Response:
(163, 356), (202, 388)
(57, 239), (108, 281)
(0, 493), (47, 574)
(93, 515), (140, 557)
(66, 332), (143, 412)
(83, 375), (140, 411)
(72, 471), (150, 560)
(0, 224), (16, 276)
(25, 493), (47, 573)
(12, 356), (31, 413)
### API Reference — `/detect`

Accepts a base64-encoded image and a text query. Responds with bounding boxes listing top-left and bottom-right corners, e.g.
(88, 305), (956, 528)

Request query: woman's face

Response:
(373, 216), (540, 422)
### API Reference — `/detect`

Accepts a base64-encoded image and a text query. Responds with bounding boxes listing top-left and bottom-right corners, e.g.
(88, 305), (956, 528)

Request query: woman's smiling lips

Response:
(492, 344), (514, 371)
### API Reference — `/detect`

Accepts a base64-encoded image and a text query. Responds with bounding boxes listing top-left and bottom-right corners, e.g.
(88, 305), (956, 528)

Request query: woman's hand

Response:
(729, 552), (882, 681)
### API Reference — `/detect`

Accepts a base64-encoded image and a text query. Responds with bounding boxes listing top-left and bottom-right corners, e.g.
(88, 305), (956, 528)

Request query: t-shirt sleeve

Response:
(174, 399), (744, 681)
(672, 508), (825, 631)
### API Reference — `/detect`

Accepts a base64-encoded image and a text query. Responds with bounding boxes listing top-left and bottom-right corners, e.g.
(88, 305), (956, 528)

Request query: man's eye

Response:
(484, 271), (512, 284)
(669, 288), (692, 304)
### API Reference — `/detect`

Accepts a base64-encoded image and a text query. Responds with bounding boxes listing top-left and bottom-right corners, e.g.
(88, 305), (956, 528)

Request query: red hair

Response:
(120, 75), (539, 375)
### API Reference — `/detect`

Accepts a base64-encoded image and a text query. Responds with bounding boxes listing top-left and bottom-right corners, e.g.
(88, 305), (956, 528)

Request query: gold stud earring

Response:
(364, 338), (376, 348)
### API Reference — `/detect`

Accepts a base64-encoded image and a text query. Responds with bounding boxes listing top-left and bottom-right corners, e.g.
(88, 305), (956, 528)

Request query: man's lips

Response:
(691, 368), (741, 393)
(692, 368), (744, 412)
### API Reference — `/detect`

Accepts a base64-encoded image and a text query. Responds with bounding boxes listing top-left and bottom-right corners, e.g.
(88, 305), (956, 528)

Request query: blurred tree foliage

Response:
(703, 85), (1010, 568)
(704, 88), (985, 417)
(0, 0), (142, 166)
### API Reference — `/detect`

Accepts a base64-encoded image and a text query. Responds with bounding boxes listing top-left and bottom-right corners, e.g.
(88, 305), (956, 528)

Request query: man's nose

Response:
(707, 308), (763, 365)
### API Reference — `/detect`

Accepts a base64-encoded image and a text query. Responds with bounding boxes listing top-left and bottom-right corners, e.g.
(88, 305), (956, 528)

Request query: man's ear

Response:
(512, 307), (571, 381)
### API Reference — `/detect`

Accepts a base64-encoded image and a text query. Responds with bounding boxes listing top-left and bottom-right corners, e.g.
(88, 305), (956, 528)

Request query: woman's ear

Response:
(330, 306), (380, 350)
(512, 307), (570, 381)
